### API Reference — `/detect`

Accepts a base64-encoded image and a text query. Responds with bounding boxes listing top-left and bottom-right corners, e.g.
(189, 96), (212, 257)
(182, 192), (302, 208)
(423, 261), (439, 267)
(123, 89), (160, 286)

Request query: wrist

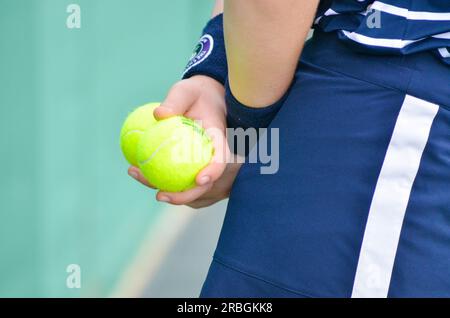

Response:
(187, 75), (225, 108)
(190, 75), (224, 94)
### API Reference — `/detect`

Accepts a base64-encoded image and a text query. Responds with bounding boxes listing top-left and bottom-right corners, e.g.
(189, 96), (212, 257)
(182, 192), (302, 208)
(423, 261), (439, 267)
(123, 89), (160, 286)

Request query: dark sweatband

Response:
(182, 14), (227, 85)
(225, 80), (287, 130)
(225, 81), (290, 156)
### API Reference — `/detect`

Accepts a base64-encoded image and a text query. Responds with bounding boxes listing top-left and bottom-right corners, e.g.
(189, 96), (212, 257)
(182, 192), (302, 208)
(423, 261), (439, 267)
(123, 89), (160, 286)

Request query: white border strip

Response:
(439, 47), (450, 58)
(341, 30), (450, 49)
(316, 1), (450, 24)
(314, 8), (338, 24)
(109, 205), (196, 298)
(433, 32), (450, 40)
(370, 1), (450, 21)
(351, 95), (439, 298)
(341, 30), (415, 49)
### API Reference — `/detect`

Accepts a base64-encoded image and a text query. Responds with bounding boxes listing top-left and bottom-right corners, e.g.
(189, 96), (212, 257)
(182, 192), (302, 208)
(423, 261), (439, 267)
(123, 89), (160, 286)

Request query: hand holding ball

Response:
(137, 116), (213, 192)
(120, 104), (214, 192)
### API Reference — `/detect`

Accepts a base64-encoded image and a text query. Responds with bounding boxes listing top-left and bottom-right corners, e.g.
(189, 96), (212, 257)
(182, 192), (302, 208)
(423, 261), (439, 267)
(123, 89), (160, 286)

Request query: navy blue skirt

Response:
(201, 31), (450, 298)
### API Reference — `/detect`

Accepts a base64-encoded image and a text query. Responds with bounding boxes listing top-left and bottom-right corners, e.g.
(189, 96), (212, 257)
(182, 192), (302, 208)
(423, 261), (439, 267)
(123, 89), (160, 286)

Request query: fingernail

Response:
(128, 171), (138, 180)
(158, 196), (170, 203)
(198, 176), (211, 185)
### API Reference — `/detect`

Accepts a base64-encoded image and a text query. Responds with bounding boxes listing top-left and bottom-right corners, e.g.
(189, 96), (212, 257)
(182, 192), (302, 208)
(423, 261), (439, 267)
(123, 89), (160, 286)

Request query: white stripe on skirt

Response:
(351, 95), (439, 298)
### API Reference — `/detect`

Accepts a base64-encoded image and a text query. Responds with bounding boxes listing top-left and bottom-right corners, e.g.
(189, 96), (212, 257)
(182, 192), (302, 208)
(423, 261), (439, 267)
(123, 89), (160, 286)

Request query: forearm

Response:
(224, 0), (319, 108)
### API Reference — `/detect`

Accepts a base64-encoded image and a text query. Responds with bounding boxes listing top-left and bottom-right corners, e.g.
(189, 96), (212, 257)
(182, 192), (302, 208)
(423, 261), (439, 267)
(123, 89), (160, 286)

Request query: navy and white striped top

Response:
(314, 0), (450, 66)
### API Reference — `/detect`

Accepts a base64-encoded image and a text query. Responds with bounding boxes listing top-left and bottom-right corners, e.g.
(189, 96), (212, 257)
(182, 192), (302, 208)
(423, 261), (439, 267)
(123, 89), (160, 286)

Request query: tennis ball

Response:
(137, 116), (214, 192)
(120, 103), (159, 166)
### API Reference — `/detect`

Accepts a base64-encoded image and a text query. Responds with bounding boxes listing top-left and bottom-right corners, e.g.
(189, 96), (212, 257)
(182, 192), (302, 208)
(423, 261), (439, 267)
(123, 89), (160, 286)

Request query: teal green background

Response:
(0, 0), (211, 297)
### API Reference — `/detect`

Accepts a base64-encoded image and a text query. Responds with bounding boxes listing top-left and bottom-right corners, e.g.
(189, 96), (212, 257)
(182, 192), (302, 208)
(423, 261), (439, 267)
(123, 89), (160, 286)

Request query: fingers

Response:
(128, 166), (156, 189)
(128, 165), (213, 206)
(156, 183), (213, 205)
(154, 81), (200, 120)
(196, 123), (230, 186)
(130, 78), (230, 206)
(196, 157), (227, 186)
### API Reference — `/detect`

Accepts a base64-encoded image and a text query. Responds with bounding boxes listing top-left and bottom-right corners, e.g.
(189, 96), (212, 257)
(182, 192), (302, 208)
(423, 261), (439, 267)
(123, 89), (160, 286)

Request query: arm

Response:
(130, 0), (241, 207)
(224, 0), (319, 107)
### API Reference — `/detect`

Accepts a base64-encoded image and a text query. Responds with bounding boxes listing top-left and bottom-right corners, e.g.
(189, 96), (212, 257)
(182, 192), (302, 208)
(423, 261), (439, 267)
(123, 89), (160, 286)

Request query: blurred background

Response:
(0, 0), (227, 297)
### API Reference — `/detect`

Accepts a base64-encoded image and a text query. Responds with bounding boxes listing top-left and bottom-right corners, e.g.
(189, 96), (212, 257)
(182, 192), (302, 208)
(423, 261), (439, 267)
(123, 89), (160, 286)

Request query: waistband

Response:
(301, 30), (450, 111)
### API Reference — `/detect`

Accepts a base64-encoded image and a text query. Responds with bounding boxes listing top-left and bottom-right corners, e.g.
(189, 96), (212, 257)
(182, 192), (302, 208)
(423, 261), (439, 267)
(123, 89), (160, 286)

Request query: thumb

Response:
(154, 80), (200, 120)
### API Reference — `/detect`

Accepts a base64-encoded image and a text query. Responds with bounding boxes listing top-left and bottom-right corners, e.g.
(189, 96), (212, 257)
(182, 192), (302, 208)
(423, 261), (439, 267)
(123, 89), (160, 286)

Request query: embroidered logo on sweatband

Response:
(183, 34), (214, 76)
(181, 14), (227, 85)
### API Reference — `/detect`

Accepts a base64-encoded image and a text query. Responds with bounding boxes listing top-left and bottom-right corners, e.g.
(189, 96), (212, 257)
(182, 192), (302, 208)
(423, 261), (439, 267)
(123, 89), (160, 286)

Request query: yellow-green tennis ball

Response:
(137, 116), (214, 192)
(120, 103), (159, 166)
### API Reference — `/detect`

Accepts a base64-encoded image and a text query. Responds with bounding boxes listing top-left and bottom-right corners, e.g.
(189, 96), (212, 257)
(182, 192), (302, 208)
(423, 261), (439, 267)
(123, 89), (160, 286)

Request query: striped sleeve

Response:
(314, 0), (450, 66)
